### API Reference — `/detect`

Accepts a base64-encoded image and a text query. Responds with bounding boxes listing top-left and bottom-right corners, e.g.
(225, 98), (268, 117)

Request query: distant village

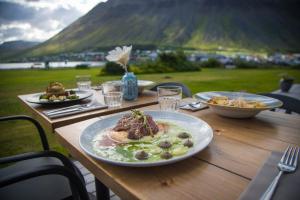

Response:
(15, 50), (300, 68)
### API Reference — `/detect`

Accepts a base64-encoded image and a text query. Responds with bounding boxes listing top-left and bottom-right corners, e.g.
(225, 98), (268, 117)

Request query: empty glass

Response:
(76, 75), (91, 91)
(102, 81), (123, 108)
(158, 86), (182, 111)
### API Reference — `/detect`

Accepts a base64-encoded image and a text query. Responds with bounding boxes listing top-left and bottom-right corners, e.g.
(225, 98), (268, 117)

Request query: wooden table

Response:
(18, 90), (158, 131)
(55, 99), (300, 200)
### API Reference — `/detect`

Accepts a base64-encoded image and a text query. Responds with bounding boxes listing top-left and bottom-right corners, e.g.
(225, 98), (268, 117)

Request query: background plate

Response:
(195, 91), (283, 118)
(26, 90), (93, 105)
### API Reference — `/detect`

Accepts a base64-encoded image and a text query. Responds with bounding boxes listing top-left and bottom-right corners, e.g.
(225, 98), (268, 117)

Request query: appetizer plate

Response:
(137, 80), (155, 94)
(195, 91), (283, 118)
(109, 80), (155, 94)
(26, 90), (93, 105)
(80, 110), (213, 167)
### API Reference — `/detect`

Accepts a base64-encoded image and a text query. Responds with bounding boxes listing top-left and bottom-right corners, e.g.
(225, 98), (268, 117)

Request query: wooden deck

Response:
(73, 160), (121, 200)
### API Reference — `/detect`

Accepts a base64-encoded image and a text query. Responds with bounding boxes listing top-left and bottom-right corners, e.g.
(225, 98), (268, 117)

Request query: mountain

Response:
(0, 40), (40, 59)
(25, 0), (300, 57)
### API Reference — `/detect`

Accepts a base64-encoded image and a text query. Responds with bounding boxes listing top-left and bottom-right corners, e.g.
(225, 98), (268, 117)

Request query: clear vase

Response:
(122, 72), (138, 101)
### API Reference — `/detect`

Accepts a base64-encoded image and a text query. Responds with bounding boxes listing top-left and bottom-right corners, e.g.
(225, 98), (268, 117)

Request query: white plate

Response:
(195, 91), (283, 118)
(80, 110), (213, 167)
(108, 80), (155, 94)
(26, 90), (93, 105)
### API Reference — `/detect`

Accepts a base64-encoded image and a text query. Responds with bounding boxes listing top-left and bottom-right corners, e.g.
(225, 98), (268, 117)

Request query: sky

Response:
(0, 0), (106, 44)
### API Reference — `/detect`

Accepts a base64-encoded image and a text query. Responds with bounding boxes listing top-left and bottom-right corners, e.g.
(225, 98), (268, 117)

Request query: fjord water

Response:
(0, 61), (105, 70)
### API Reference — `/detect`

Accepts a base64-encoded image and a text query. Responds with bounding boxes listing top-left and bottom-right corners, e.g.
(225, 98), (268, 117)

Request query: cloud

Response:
(0, 0), (106, 43)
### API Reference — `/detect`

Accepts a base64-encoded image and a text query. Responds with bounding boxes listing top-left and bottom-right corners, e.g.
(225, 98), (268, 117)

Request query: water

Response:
(158, 95), (181, 111)
(0, 61), (105, 70)
(104, 92), (123, 108)
(77, 81), (92, 91)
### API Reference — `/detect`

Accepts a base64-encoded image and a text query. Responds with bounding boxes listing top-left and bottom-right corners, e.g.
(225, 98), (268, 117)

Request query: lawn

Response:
(0, 68), (300, 157)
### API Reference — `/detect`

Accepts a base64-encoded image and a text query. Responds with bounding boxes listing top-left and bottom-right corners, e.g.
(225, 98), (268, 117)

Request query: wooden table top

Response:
(55, 99), (300, 200)
(18, 90), (158, 131)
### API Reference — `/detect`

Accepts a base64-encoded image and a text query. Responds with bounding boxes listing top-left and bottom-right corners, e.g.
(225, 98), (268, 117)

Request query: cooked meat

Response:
(135, 150), (149, 160)
(183, 140), (193, 148)
(158, 141), (172, 149)
(178, 132), (190, 139)
(160, 152), (173, 159)
(112, 110), (159, 140)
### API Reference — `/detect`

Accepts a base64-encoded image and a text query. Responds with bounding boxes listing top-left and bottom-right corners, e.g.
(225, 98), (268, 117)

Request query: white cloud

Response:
(0, 22), (31, 30)
(6, 0), (107, 14)
(0, 0), (107, 43)
(0, 21), (59, 42)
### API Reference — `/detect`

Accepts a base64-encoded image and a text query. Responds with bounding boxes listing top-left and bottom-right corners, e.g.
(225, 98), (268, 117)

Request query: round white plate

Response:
(195, 91), (283, 118)
(108, 80), (155, 94)
(80, 110), (213, 167)
(26, 90), (93, 105)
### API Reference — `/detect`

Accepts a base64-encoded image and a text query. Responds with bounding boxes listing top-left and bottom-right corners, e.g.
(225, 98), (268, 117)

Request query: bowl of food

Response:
(26, 82), (93, 104)
(80, 110), (213, 167)
(195, 91), (283, 118)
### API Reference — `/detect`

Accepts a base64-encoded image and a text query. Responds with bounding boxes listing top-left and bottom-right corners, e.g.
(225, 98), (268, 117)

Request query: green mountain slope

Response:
(26, 0), (300, 56)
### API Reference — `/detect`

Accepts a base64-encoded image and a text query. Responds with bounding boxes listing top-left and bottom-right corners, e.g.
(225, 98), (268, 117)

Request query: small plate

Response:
(195, 91), (283, 118)
(80, 110), (213, 167)
(108, 80), (155, 94)
(26, 90), (93, 105)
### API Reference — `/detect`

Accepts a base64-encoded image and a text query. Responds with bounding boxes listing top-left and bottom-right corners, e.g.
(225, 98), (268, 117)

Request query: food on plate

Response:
(158, 141), (172, 149)
(208, 96), (266, 108)
(112, 110), (159, 140)
(184, 140), (194, 148)
(92, 110), (194, 162)
(135, 150), (149, 160)
(177, 132), (190, 139)
(39, 82), (79, 102)
(160, 152), (173, 159)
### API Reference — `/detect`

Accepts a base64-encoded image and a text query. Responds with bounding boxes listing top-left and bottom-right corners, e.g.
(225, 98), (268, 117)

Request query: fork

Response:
(260, 146), (299, 200)
(45, 103), (93, 115)
(188, 100), (202, 108)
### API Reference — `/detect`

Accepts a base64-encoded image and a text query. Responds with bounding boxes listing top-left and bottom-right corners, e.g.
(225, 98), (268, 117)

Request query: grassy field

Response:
(0, 68), (299, 157)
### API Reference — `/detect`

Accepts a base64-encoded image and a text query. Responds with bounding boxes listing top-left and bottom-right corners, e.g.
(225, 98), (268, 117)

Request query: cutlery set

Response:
(43, 103), (107, 118)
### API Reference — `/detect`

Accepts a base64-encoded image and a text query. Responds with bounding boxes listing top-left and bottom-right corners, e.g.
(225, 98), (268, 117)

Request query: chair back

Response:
(259, 93), (300, 114)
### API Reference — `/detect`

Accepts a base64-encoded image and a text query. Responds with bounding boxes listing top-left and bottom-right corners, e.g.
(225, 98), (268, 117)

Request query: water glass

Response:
(102, 81), (123, 107)
(158, 86), (182, 111)
(76, 75), (91, 91)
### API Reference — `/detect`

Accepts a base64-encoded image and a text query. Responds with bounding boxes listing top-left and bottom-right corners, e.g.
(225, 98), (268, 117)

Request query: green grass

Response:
(0, 68), (300, 157)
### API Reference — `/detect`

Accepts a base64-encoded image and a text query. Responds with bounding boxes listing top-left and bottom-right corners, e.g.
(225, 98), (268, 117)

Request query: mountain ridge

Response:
(24, 0), (300, 57)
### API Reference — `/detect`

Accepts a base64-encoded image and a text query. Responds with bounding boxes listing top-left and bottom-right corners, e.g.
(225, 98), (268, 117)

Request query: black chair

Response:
(0, 115), (89, 200)
(259, 93), (300, 114)
(150, 82), (192, 97)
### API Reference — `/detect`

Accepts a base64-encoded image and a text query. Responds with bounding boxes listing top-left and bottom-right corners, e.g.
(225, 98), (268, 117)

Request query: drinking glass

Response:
(157, 86), (182, 111)
(102, 81), (123, 108)
(76, 75), (91, 91)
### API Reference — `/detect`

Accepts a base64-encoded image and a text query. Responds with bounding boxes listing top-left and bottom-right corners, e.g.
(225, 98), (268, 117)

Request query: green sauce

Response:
(92, 121), (193, 162)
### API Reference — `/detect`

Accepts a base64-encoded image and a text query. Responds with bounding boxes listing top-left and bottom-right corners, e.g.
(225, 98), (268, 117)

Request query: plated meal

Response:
(39, 82), (79, 102)
(93, 110), (193, 162)
(26, 82), (93, 105)
(80, 110), (213, 167)
(195, 91), (283, 118)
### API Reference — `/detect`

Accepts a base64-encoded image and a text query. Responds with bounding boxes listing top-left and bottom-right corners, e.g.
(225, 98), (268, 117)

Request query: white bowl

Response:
(195, 91), (283, 118)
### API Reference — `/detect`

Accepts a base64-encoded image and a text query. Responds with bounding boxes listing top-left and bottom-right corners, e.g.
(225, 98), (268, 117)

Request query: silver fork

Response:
(188, 100), (202, 108)
(260, 146), (299, 200)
